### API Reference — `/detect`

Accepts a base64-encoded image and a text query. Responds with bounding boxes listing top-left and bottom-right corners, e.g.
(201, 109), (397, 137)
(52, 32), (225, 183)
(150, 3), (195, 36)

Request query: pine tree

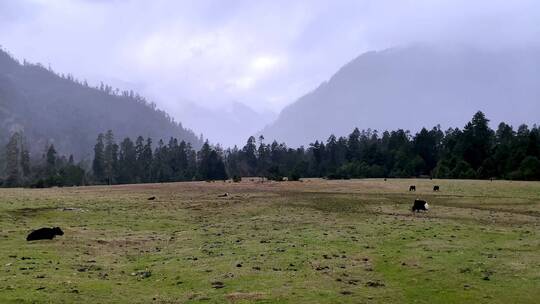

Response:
(242, 136), (258, 175)
(177, 140), (190, 180)
(118, 137), (137, 184)
(21, 144), (30, 178)
(103, 130), (118, 184)
(196, 141), (227, 181)
(208, 150), (228, 180)
(134, 136), (145, 181)
(257, 136), (270, 175)
(186, 143), (197, 180)
(197, 141), (212, 180)
(461, 111), (494, 171)
(347, 128), (361, 162)
(413, 127), (442, 175)
(141, 138), (153, 182)
(153, 139), (171, 182)
(92, 133), (105, 183)
(5, 133), (22, 186)
(46, 144), (57, 175)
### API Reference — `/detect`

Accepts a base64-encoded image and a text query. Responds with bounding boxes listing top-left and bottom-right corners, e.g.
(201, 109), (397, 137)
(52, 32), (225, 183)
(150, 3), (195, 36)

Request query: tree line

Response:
(91, 130), (226, 184)
(225, 111), (539, 181)
(1, 132), (86, 188)
(1, 111), (539, 187)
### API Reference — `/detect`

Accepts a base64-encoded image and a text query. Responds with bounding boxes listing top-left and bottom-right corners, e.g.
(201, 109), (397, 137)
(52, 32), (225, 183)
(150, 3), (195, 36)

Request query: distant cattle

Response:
(412, 199), (429, 212)
(409, 185), (416, 191)
(433, 185), (440, 191)
(147, 196), (156, 201)
(26, 227), (64, 241)
(218, 193), (229, 198)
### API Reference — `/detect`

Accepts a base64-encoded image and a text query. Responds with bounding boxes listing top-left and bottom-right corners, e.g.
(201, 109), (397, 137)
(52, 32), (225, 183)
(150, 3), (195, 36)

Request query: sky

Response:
(1, 0), (539, 137)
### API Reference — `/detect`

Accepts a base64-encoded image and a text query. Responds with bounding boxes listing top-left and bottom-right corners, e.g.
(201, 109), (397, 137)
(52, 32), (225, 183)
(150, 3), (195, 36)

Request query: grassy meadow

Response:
(0, 178), (539, 303)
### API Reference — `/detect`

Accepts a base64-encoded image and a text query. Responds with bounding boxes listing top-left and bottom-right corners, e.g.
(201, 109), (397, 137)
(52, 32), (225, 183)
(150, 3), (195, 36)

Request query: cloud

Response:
(251, 55), (281, 72)
(1, 0), (539, 117)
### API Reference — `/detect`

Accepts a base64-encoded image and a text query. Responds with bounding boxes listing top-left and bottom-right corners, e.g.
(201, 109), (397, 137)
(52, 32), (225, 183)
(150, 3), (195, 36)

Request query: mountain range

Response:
(2, 45), (539, 158)
(261, 45), (540, 146)
(0, 48), (201, 160)
(175, 102), (276, 148)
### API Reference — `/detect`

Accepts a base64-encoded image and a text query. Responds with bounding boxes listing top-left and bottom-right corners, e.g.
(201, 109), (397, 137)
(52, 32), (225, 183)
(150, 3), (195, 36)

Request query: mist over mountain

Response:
(176, 102), (276, 147)
(261, 45), (540, 147)
(0, 48), (201, 160)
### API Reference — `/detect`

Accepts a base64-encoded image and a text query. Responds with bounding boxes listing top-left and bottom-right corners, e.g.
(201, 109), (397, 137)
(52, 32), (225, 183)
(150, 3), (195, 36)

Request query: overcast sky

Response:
(1, 0), (539, 117)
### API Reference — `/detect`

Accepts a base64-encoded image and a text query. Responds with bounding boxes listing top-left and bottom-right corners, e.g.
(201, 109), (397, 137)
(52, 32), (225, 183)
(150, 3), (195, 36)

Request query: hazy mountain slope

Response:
(176, 102), (276, 147)
(261, 46), (540, 146)
(0, 49), (201, 159)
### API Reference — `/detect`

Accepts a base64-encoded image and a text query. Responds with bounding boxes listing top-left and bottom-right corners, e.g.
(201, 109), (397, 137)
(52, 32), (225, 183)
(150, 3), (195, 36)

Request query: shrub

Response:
(289, 172), (301, 181)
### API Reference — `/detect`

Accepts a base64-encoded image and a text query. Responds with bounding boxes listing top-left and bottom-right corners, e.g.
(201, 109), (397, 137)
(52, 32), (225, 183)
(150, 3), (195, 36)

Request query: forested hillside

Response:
(0, 48), (201, 162)
(261, 46), (540, 146)
(2, 111), (538, 188)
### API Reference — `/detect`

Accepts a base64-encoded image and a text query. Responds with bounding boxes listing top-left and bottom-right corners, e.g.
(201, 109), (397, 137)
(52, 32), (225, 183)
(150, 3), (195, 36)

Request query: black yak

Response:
(412, 199), (429, 212)
(409, 185), (416, 191)
(147, 196), (156, 201)
(433, 185), (440, 191)
(26, 227), (64, 241)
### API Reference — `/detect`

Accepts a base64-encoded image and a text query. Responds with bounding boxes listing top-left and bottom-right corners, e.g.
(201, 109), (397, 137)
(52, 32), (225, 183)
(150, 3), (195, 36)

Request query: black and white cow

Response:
(412, 199), (429, 212)
(409, 185), (416, 191)
(433, 185), (440, 191)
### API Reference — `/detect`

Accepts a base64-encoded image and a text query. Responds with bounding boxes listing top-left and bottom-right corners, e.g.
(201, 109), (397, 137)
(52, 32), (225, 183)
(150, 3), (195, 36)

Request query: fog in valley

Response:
(1, 0), (539, 148)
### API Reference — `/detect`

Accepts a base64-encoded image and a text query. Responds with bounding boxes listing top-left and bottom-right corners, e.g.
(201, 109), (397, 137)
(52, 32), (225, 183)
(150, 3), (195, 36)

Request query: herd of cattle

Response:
(409, 185), (439, 192)
(24, 182), (439, 241)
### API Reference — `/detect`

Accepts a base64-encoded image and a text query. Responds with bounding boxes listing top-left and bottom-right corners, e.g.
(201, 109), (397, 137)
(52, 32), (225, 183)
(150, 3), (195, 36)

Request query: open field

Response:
(0, 178), (539, 303)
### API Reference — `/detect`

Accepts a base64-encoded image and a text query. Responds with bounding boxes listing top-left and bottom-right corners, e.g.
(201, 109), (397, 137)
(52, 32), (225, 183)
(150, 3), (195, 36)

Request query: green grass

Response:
(0, 179), (539, 303)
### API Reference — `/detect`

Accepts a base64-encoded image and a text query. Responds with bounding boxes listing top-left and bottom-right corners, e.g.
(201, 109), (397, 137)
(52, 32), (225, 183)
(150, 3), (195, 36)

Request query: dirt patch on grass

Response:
(226, 292), (266, 302)
(6, 206), (58, 218)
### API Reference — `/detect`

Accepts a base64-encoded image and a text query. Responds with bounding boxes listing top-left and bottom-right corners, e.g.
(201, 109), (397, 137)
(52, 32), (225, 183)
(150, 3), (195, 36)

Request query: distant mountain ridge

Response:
(0, 48), (201, 160)
(176, 101), (276, 147)
(261, 45), (540, 146)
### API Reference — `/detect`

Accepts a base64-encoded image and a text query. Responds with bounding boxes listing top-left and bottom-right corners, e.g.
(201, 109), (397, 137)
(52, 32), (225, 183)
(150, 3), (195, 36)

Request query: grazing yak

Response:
(433, 185), (440, 191)
(147, 196), (156, 201)
(26, 227), (64, 241)
(412, 199), (429, 212)
(409, 185), (416, 191)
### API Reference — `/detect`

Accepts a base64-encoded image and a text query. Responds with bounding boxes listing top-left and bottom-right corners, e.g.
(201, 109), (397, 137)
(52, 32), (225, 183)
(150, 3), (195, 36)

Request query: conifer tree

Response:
(46, 144), (57, 175)
(5, 133), (22, 186)
(118, 137), (137, 184)
(104, 130), (118, 184)
(92, 133), (105, 183)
